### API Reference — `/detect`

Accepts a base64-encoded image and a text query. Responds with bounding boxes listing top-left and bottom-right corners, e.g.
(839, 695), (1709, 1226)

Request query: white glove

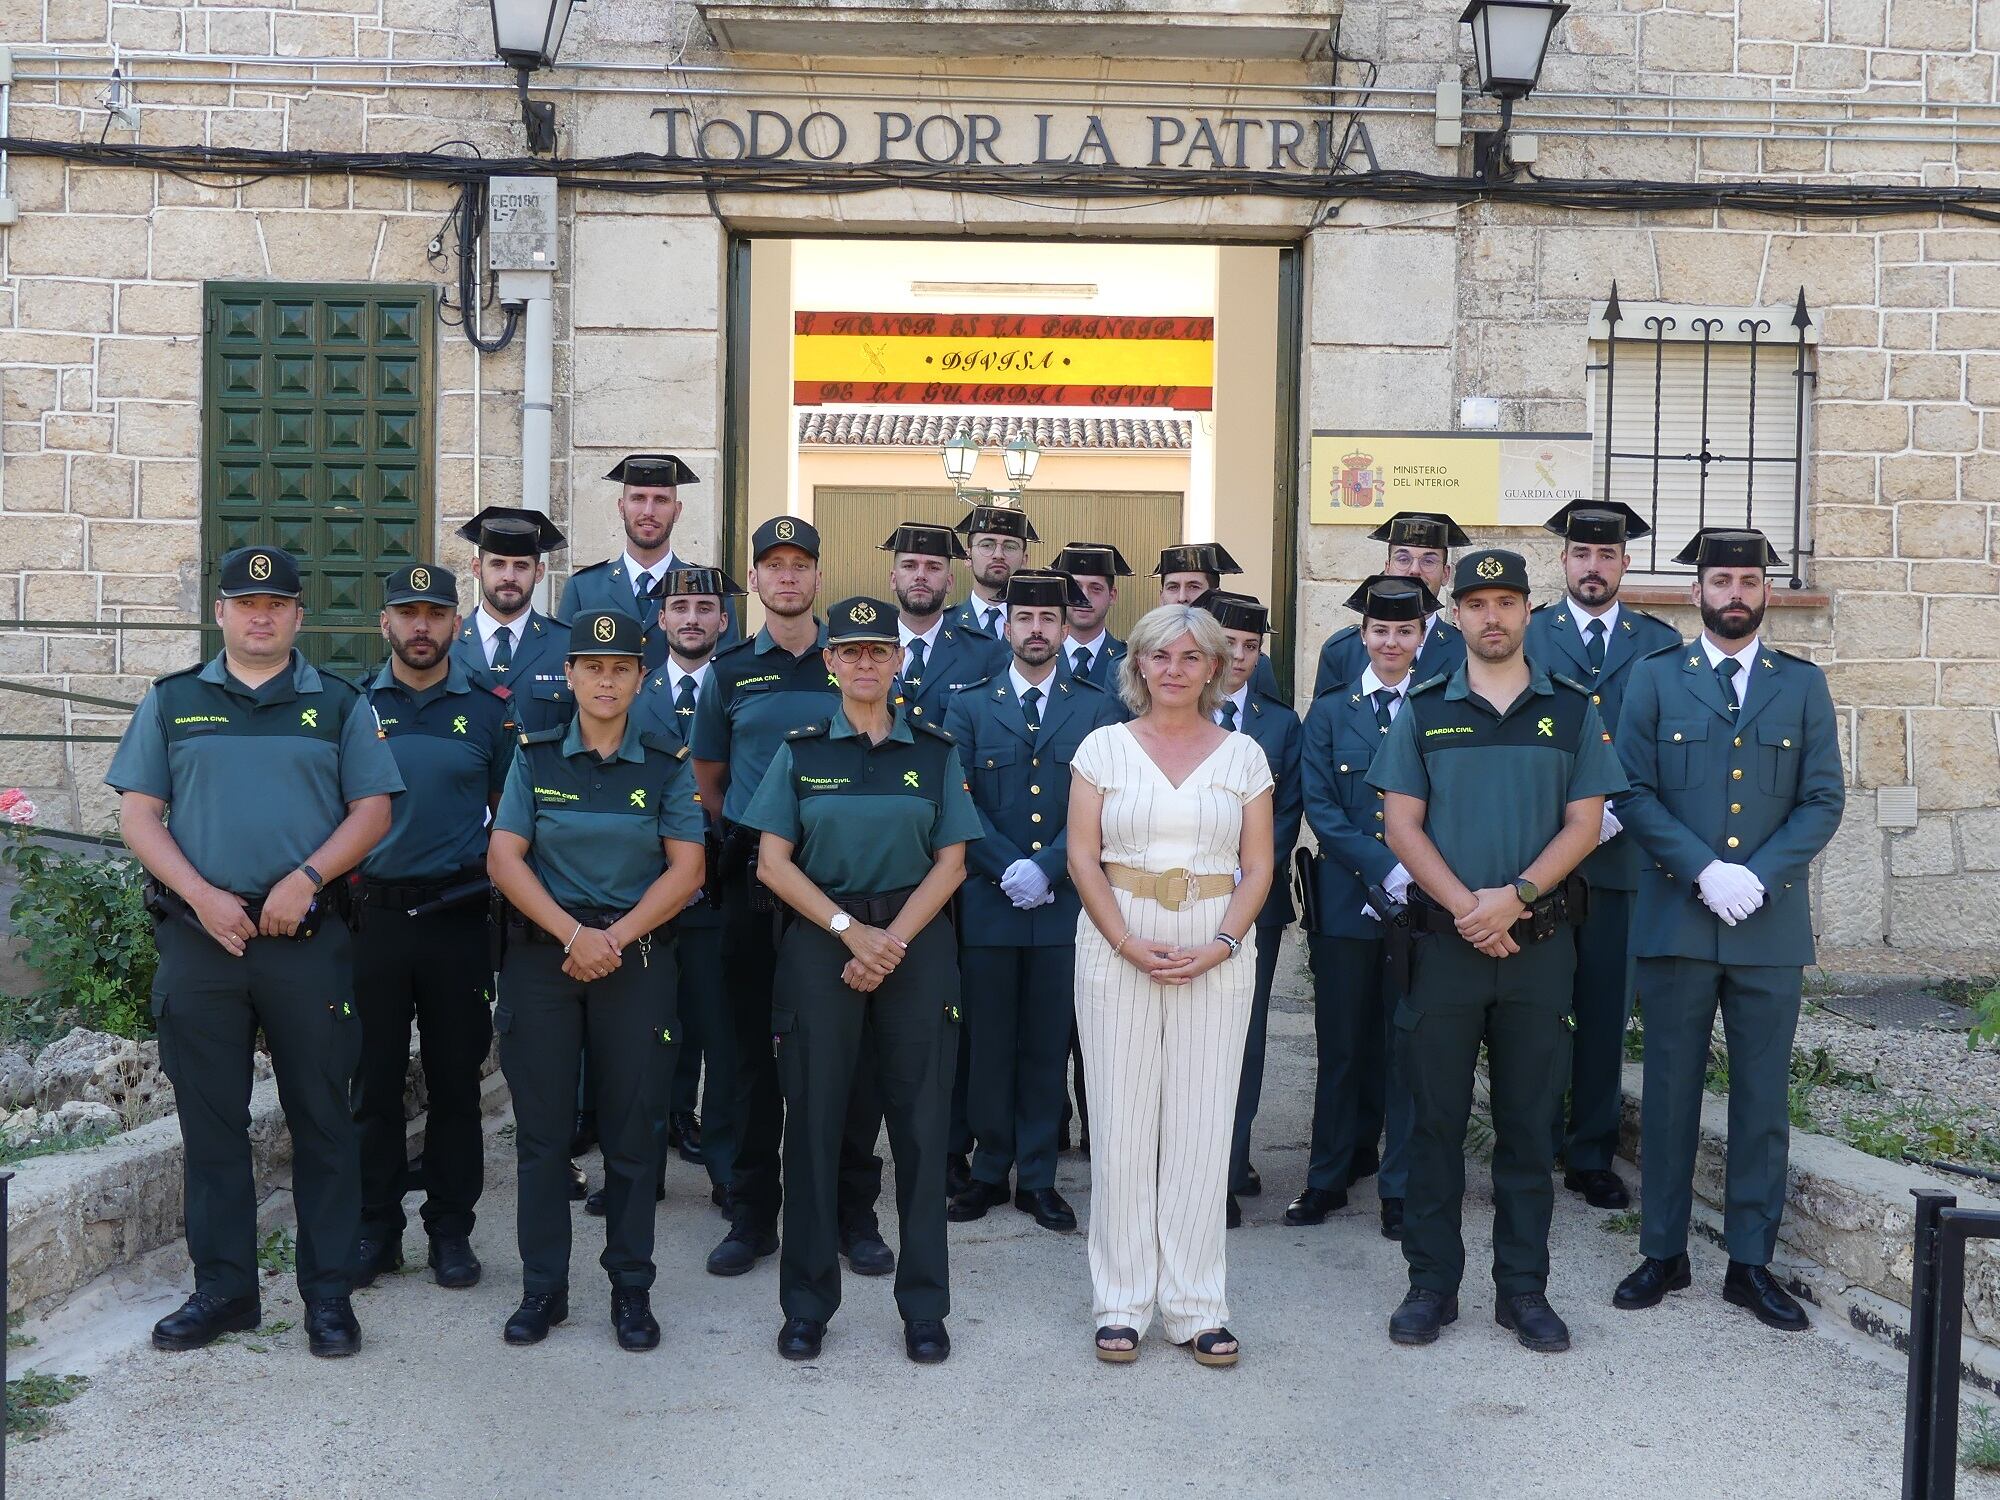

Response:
(1598, 802), (1623, 845)
(1382, 864), (1412, 904)
(1000, 858), (1053, 910)
(1697, 860), (1765, 927)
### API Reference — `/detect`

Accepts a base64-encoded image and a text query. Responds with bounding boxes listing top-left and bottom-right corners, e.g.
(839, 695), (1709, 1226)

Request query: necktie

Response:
(1715, 657), (1740, 713)
(491, 625), (513, 672)
(634, 572), (653, 606)
(982, 606), (1001, 637)
(1218, 699), (1238, 731)
(1021, 684), (1042, 732)
(674, 674), (698, 721)
(1071, 645), (1091, 677)
(1372, 688), (1394, 733)
(1585, 618), (1607, 673)
(904, 637), (928, 687)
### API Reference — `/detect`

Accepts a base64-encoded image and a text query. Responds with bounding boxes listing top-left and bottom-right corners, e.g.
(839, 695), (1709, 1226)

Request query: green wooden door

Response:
(202, 282), (435, 674)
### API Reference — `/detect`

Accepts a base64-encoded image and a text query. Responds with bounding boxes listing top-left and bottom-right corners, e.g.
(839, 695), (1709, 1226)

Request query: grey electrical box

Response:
(487, 177), (557, 272)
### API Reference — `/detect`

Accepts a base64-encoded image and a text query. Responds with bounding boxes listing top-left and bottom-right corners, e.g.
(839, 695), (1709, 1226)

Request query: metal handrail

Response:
(1903, 1188), (2000, 1499)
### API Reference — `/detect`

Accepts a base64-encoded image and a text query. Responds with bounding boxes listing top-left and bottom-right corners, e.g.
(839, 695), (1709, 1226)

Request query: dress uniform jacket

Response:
(950, 595), (1008, 641)
(1313, 618), (1464, 700)
(452, 610), (571, 732)
(895, 622), (1008, 733)
(556, 556), (742, 671)
(1063, 635), (1126, 692)
(106, 649), (405, 1304)
(1613, 640), (1843, 1267)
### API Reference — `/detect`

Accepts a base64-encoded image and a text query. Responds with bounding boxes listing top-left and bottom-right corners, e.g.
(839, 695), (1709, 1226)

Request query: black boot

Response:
(428, 1234), (481, 1289)
(305, 1296), (361, 1358)
(348, 1233), (404, 1289)
(841, 1228), (895, 1277)
(904, 1319), (950, 1364)
(1723, 1261), (1809, 1332)
(1496, 1292), (1571, 1352)
(1563, 1168), (1631, 1210)
(671, 1112), (704, 1166)
(1284, 1187), (1347, 1226)
(707, 1226), (778, 1277)
(778, 1316), (825, 1361)
(503, 1289), (569, 1345)
(151, 1291), (260, 1352)
(1388, 1288), (1457, 1346)
(1613, 1253), (1691, 1310)
(612, 1287), (661, 1351)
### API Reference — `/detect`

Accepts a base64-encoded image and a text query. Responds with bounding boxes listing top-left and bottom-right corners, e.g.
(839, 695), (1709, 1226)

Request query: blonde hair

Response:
(1117, 604), (1230, 719)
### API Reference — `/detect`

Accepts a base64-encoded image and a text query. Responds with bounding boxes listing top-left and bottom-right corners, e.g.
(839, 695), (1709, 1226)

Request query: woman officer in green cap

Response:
(487, 609), (706, 1353)
(742, 596), (983, 1367)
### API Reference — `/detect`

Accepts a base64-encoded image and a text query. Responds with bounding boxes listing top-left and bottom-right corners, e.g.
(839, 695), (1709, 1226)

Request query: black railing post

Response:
(1644, 313), (1674, 575)
(1692, 316), (1723, 533)
(1789, 288), (1814, 590)
(1600, 282), (1623, 508)
(1739, 315), (1772, 529)
(1904, 1188), (1954, 1500)
(1925, 1210), (1973, 1500)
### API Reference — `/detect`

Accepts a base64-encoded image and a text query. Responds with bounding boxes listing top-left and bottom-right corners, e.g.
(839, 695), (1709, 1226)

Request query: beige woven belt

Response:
(1103, 864), (1235, 912)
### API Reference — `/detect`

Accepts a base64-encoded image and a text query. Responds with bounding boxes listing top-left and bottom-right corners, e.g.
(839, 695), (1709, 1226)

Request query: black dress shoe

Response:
(842, 1230), (896, 1277)
(1613, 1253), (1691, 1310)
(349, 1233), (403, 1289)
(1014, 1187), (1077, 1232)
(1284, 1186), (1347, 1226)
(1723, 1261), (1809, 1332)
(305, 1296), (361, 1358)
(612, 1287), (661, 1352)
(1564, 1167), (1631, 1210)
(504, 1289), (569, 1345)
(567, 1160), (588, 1200)
(904, 1318), (950, 1364)
(707, 1227), (779, 1277)
(1226, 1193), (1242, 1230)
(711, 1183), (731, 1212)
(1234, 1163), (1262, 1198)
(778, 1316), (825, 1361)
(428, 1234), (481, 1289)
(947, 1178), (1011, 1222)
(584, 1189), (607, 1218)
(570, 1111), (598, 1156)
(1496, 1292), (1571, 1352)
(152, 1291), (260, 1351)
(670, 1112), (704, 1165)
(944, 1153), (972, 1198)
(1388, 1287), (1458, 1346)
(1379, 1196), (1405, 1241)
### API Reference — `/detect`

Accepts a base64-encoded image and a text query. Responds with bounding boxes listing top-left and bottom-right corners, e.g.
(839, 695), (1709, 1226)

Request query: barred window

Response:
(1587, 293), (1817, 586)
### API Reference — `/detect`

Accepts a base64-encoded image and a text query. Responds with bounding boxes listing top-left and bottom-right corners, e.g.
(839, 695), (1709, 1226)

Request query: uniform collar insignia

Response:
(1761, 657), (1775, 669)
(1350, 693), (1361, 703)
(1687, 655), (1700, 666)
(1622, 619), (1633, 631)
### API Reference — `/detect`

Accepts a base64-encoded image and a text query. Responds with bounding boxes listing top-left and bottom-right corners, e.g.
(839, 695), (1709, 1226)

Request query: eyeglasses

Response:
(831, 643), (898, 665)
(969, 538), (1026, 557)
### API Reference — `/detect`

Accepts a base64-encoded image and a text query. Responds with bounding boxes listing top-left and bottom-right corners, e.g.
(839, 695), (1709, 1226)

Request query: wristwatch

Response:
(828, 912), (853, 935)
(299, 863), (325, 890)
(1512, 878), (1540, 906)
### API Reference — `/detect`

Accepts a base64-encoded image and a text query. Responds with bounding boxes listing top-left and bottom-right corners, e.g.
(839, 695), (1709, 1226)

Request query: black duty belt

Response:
(361, 870), (484, 910)
(145, 875), (354, 941)
(829, 885), (921, 928)
(1407, 875), (1589, 947)
(509, 907), (664, 946)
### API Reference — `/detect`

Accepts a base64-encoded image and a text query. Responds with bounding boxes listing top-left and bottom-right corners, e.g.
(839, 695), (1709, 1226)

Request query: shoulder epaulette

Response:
(1062, 674), (1105, 695)
(314, 666), (365, 697)
(1631, 607), (1676, 632)
(1771, 644), (1815, 666)
(1550, 672), (1593, 696)
(639, 730), (692, 761)
(517, 726), (566, 747)
(712, 637), (756, 665)
(962, 670), (1004, 694)
(1641, 640), (1685, 662)
(915, 720), (955, 745)
(1530, 601), (1554, 615)
(1321, 624), (1360, 650)
(569, 558), (613, 577)
(155, 663), (205, 686)
(1408, 674), (1449, 697)
(785, 719), (831, 740)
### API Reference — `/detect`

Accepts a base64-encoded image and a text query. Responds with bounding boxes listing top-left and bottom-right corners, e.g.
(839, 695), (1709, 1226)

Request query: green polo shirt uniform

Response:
(1366, 659), (1626, 1303)
(105, 649), (403, 1306)
(739, 708), (980, 1329)
(351, 660), (513, 1249)
(491, 714), (705, 1298)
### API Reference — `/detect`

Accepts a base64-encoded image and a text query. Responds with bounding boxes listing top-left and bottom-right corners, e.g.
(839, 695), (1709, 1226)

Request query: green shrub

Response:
(1840, 1100), (2000, 1167)
(0, 828), (156, 1044)
(6, 1371), (88, 1440)
(1964, 1406), (2000, 1473)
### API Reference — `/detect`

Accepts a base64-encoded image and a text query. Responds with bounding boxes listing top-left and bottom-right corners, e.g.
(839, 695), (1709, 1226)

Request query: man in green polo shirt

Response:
(1367, 547), (1625, 1355)
(107, 545), (403, 1358)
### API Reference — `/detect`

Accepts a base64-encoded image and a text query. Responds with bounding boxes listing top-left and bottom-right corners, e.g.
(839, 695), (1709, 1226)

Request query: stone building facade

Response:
(0, 0), (1994, 948)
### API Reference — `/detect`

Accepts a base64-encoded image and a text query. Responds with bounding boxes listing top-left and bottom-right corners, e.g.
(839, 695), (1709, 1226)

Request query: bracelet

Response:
(1214, 931), (1242, 959)
(1112, 932), (1132, 958)
(562, 921), (582, 954)
(298, 863), (325, 890)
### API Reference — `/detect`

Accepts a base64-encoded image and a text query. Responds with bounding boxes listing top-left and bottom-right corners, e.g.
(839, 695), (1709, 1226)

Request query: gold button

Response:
(1726, 836), (1740, 849)
(912, 706), (923, 716)
(1672, 733), (1683, 742)
(1376, 790), (1385, 799)
(1374, 833), (1384, 842)
(1031, 812), (1042, 823)
(1030, 757), (1040, 767)
(1030, 785), (1041, 795)
(1339, 763), (1350, 773)
(1783, 738), (1792, 748)
(1731, 768), (1743, 781)
(1374, 811), (1384, 821)
(1730, 802), (1741, 814)
(1591, 694), (1601, 705)
(1031, 841), (1043, 852)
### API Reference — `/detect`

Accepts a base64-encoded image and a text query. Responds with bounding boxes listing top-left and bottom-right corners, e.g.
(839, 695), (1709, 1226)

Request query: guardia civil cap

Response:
(1051, 541), (1134, 579)
(880, 522), (967, 560)
(752, 515), (821, 561)
(217, 545), (303, 599)
(567, 610), (644, 658)
(1673, 527), (1782, 569)
(953, 505), (1039, 544)
(1154, 542), (1242, 579)
(383, 562), (459, 607)
(605, 454), (700, 488)
(825, 596), (900, 646)
(1369, 511), (1472, 550)
(1002, 568), (1088, 610)
(1343, 573), (1441, 621)
(1543, 499), (1652, 544)
(455, 505), (566, 557)
(656, 565), (745, 599)
(1450, 548), (1532, 598)
(1194, 589), (1269, 634)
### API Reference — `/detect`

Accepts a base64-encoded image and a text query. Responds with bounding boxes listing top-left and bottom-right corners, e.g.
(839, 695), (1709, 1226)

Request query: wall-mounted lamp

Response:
(1460, 0), (1567, 182)
(488, 0), (579, 155)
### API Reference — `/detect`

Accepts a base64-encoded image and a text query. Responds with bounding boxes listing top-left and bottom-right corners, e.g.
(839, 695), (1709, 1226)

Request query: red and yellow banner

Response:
(793, 311), (1214, 409)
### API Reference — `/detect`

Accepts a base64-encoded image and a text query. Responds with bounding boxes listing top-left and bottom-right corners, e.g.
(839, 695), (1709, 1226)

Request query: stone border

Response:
(1616, 1061), (2000, 1395)
(6, 1063), (508, 1313)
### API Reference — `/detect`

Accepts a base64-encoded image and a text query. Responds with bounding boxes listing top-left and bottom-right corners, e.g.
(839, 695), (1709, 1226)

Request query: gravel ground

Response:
(11, 956), (1996, 1500)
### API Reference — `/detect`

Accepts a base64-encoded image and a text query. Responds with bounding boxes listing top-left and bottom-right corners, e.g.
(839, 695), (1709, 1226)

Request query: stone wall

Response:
(0, 0), (1996, 943)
